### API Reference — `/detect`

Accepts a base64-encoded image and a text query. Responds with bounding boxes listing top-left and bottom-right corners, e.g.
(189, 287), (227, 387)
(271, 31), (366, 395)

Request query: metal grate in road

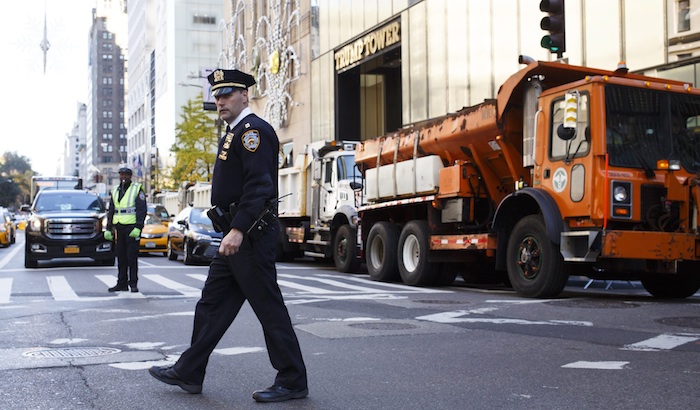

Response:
(23, 347), (121, 358)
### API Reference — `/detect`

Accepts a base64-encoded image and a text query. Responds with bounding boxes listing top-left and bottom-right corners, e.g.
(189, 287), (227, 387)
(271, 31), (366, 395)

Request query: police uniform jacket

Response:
(211, 108), (278, 234)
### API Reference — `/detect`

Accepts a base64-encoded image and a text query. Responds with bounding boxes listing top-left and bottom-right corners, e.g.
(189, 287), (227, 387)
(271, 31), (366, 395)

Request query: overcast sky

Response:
(0, 1), (94, 176)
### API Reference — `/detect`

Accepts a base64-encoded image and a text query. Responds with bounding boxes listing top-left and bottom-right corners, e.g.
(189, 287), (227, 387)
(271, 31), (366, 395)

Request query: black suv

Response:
(23, 190), (115, 268)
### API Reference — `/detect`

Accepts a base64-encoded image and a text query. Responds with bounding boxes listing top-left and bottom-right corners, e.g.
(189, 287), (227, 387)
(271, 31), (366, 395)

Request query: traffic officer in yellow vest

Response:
(105, 166), (147, 292)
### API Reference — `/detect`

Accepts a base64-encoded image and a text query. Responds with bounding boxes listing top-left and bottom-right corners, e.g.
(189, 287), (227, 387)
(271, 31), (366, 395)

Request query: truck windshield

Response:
(35, 192), (104, 212)
(338, 154), (361, 182)
(606, 85), (700, 173)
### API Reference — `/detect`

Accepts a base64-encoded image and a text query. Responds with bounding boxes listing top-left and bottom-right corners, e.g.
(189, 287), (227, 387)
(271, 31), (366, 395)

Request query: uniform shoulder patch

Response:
(139, 192), (146, 200)
(241, 130), (260, 152)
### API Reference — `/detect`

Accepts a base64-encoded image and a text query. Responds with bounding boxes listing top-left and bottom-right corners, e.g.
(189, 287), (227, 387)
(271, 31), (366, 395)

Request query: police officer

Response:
(149, 69), (308, 402)
(105, 166), (146, 292)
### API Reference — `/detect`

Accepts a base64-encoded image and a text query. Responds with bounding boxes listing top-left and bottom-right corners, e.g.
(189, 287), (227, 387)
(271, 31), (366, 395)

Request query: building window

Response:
(678, 0), (690, 32)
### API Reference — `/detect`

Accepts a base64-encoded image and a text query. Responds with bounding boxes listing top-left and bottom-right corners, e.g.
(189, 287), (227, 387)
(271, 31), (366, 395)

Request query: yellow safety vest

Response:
(111, 182), (142, 225)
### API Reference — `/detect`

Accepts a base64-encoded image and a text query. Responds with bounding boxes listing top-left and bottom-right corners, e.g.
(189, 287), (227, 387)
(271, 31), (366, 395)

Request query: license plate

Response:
(64, 246), (80, 254)
(145, 242), (156, 248)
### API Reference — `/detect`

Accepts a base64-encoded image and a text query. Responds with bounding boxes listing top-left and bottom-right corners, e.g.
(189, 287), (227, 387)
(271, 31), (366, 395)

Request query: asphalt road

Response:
(0, 231), (698, 410)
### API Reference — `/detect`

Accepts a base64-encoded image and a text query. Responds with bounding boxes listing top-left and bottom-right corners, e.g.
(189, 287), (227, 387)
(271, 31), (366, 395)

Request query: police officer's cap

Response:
(208, 69), (256, 97)
(118, 166), (133, 175)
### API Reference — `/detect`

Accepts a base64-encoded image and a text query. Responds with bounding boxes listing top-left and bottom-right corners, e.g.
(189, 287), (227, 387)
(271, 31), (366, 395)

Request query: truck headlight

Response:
(613, 186), (628, 202)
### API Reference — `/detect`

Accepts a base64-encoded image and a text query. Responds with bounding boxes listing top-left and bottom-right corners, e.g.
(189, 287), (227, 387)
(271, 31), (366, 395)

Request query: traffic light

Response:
(540, 0), (566, 58)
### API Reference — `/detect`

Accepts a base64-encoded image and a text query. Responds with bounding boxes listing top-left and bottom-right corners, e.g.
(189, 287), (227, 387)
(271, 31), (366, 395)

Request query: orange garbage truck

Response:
(351, 58), (700, 298)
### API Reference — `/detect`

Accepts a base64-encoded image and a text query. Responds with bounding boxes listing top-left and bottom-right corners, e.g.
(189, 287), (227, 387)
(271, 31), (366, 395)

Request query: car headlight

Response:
(192, 233), (212, 241)
(29, 219), (43, 231)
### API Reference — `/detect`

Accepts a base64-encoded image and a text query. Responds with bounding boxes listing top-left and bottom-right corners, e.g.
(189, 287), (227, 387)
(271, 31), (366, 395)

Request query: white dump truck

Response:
(277, 140), (362, 271)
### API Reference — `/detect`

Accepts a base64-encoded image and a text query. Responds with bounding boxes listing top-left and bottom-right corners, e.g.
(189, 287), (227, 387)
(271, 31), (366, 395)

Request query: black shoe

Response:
(108, 285), (128, 292)
(252, 385), (308, 403)
(130, 286), (139, 293)
(148, 366), (202, 394)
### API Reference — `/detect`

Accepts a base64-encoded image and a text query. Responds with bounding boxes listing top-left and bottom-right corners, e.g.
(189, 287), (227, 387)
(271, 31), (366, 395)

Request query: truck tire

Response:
(167, 239), (178, 260)
(506, 215), (567, 298)
(366, 222), (400, 282)
(334, 224), (360, 273)
(640, 274), (700, 298)
(25, 241), (38, 268)
(398, 221), (436, 286)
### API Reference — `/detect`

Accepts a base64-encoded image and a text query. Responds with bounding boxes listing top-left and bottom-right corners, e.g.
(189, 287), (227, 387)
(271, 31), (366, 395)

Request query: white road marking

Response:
(279, 274), (394, 293)
(416, 309), (593, 326)
(142, 274), (201, 297)
(0, 242), (23, 270)
(213, 347), (265, 355)
(0, 278), (12, 304)
(50, 338), (88, 344)
(622, 334), (700, 351)
(103, 311), (193, 323)
(187, 274), (208, 281)
(47, 276), (80, 301)
(316, 273), (450, 293)
(562, 361), (629, 370)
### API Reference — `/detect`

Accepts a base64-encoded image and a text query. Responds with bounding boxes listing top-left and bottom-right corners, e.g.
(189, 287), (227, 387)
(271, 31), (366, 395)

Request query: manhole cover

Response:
(348, 322), (418, 330)
(655, 317), (700, 329)
(23, 347), (122, 358)
(414, 299), (466, 305)
(547, 300), (639, 309)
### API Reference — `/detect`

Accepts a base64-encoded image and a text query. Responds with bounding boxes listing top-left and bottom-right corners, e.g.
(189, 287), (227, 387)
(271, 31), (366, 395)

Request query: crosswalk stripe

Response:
(317, 274), (449, 293)
(47, 276), (80, 301)
(279, 273), (404, 293)
(187, 274), (208, 281)
(622, 334), (700, 351)
(277, 279), (337, 294)
(142, 274), (201, 297)
(95, 275), (116, 287)
(0, 278), (12, 303)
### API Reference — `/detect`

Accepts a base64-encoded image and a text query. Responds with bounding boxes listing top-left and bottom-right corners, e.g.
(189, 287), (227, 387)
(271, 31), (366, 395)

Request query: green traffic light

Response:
(541, 35), (561, 52)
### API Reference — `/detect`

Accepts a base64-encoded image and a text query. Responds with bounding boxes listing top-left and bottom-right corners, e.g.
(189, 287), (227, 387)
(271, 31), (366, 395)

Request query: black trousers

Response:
(114, 224), (139, 287)
(173, 224), (307, 389)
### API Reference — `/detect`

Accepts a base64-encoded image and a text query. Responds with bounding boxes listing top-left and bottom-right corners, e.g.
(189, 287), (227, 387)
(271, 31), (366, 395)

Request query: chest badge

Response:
(242, 130), (260, 152)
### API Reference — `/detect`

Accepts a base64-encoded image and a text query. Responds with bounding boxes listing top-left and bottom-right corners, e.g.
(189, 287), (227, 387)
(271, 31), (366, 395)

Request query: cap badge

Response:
(213, 69), (224, 82)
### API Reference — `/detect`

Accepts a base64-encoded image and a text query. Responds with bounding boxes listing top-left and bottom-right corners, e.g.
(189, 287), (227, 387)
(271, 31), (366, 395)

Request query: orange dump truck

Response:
(351, 59), (700, 298)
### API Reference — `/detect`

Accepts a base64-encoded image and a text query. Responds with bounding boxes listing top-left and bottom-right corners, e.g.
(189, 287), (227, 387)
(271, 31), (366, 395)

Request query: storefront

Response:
(333, 19), (402, 142)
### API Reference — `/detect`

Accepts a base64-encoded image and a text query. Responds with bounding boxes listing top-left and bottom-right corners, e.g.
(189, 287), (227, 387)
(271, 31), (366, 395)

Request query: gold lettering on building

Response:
(334, 21), (400, 71)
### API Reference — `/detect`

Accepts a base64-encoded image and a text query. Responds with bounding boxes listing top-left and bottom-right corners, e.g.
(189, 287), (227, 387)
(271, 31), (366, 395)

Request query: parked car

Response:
(23, 190), (114, 268)
(148, 203), (173, 225)
(0, 207), (16, 247)
(167, 206), (222, 265)
(140, 213), (168, 256)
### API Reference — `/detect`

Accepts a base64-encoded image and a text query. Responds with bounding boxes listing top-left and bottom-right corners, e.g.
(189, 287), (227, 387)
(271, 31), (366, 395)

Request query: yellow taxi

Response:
(0, 208), (16, 247)
(139, 213), (168, 255)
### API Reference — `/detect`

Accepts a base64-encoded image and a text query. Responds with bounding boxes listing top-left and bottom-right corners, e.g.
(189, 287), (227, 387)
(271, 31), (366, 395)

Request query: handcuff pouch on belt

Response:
(206, 205), (232, 233)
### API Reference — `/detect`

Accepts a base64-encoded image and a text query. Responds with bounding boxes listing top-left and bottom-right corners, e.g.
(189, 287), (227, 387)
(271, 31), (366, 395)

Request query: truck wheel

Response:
(25, 254), (38, 268)
(25, 241), (38, 268)
(334, 224), (360, 273)
(398, 221), (436, 286)
(366, 222), (400, 282)
(506, 215), (567, 298)
(167, 239), (178, 260)
(640, 274), (700, 298)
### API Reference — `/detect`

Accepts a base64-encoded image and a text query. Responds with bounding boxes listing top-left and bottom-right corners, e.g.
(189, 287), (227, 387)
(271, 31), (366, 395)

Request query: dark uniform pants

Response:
(114, 224), (139, 287)
(173, 224), (307, 389)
